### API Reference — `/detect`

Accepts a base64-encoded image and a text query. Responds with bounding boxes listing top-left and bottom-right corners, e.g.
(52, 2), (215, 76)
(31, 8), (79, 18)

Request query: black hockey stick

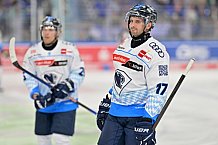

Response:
(9, 37), (97, 115)
(153, 58), (195, 129)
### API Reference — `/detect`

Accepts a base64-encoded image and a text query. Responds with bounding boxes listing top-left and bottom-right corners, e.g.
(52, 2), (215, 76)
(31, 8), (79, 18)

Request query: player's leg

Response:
(98, 114), (125, 145)
(125, 117), (155, 145)
(53, 133), (71, 145)
(51, 110), (76, 145)
(124, 117), (140, 145)
(37, 135), (52, 145)
(35, 111), (53, 145)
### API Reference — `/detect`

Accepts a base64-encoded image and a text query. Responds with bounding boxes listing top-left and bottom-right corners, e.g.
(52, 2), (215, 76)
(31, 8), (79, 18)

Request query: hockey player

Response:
(23, 16), (85, 145)
(97, 4), (169, 145)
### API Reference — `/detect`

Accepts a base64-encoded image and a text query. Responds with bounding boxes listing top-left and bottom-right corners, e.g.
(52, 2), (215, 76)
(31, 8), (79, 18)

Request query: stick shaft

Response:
(153, 59), (195, 129)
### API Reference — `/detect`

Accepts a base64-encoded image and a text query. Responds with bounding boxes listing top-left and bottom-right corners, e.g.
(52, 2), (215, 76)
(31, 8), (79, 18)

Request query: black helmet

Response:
(40, 16), (62, 32)
(125, 4), (157, 29)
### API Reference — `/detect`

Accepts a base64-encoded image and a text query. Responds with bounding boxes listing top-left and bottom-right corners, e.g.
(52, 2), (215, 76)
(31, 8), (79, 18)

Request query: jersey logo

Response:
(149, 42), (164, 58)
(138, 50), (152, 62)
(122, 61), (143, 72)
(61, 48), (72, 54)
(158, 65), (168, 76)
(34, 60), (67, 67)
(34, 59), (54, 66)
(113, 54), (130, 63)
(114, 69), (132, 95)
(114, 71), (125, 89)
(50, 60), (68, 66)
(117, 46), (125, 50)
(61, 48), (67, 54)
(44, 73), (57, 84)
(42, 71), (63, 85)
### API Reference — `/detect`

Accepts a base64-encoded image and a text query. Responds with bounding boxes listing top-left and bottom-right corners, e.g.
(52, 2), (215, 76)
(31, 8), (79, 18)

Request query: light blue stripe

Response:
(109, 102), (145, 117)
(38, 100), (78, 113)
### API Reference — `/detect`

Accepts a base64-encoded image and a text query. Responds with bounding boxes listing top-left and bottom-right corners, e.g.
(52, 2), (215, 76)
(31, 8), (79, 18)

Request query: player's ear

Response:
(144, 22), (152, 32)
(56, 30), (62, 38)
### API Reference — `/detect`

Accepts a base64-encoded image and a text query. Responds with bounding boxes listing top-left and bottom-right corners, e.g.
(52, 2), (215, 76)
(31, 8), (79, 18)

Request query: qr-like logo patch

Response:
(159, 65), (168, 76)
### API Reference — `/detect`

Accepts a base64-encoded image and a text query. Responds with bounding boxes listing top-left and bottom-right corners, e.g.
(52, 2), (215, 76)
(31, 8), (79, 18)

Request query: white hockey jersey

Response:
(109, 37), (169, 122)
(23, 40), (85, 113)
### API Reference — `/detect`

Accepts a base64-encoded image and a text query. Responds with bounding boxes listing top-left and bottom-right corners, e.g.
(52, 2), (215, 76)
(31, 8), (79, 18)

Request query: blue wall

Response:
(163, 41), (218, 61)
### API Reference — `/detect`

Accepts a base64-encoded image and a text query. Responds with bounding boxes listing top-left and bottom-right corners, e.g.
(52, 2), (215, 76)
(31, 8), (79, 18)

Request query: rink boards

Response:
(1, 41), (218, 70)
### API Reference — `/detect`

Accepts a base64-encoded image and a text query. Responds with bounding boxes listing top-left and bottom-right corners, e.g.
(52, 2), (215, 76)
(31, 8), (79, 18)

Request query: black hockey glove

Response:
(134, 120), (156, 145)
(34, 93), (55, 110)
(52, 79), (74, 99)
(96, 94), (111, 131)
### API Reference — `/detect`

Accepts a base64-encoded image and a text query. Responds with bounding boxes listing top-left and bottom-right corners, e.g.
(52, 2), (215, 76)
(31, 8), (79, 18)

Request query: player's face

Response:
(41, 26), (58, 44)
(129, 16), (145, 37)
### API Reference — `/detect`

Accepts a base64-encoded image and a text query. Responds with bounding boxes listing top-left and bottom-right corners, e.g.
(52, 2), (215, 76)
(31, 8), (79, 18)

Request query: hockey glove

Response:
(97, 94), (111, 131)
(34, 93), (55, 110)
(134, 120), (156, 145)
(52, 79), (74, 99)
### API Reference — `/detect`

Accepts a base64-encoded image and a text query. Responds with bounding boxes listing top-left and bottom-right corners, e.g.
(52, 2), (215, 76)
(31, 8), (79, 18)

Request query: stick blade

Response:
(9, 37), (17, 63)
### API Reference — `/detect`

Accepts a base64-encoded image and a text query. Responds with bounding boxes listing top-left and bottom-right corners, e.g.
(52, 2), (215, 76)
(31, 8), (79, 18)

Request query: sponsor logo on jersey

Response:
(149, 42), (164, 58)
(117, 45), (125, 50)
(113, 54), (130, 63)
(122, 61), (143, 72)
(34, 59), (54, 66)
(34, 60), (68, 66)
(138, 50), (152, 62)
(50, 60), (68, 66)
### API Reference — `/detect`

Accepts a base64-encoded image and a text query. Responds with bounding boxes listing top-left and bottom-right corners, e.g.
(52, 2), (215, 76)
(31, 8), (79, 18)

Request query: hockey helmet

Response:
(40, 16), (62, 32)
(125, 4), (157, 29)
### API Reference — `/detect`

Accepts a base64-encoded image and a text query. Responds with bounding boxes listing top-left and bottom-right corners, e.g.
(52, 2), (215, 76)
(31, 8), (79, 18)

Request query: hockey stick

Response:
(152, 58), (195, 129)
(9, 37), (97, 115)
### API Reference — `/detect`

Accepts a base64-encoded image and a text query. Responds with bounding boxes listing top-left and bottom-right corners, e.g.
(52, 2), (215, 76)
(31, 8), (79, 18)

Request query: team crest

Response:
(114, 69), (132, 95)
(42, 71), (63, 85)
